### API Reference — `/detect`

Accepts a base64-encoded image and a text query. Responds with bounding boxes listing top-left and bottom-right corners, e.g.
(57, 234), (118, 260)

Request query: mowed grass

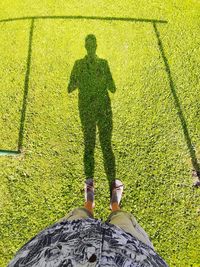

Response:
(0, 1), (200, 266)
(0, 21), (29, 150)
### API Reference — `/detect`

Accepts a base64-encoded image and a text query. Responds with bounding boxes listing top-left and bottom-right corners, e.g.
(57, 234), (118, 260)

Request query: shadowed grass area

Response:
(0, 1), (200, 266)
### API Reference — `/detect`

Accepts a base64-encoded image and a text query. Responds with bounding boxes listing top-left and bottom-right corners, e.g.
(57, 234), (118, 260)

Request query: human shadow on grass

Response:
(67, 34), (116, 189)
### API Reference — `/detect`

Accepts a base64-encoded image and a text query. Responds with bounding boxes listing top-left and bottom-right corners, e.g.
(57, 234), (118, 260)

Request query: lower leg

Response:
(84, 201), (94, 215)
(84, 149), (95, 215)
(110, 180), (124, 211)
(111, 202), (120, 212)
(84, 178), (95, 215)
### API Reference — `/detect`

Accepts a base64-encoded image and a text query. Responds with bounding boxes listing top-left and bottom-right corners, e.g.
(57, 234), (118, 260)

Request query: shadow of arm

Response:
(106, 61), (116, 93)
(68, 61), (78, 93)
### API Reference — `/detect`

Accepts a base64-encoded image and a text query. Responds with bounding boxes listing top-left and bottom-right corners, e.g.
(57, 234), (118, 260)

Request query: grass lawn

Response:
(0, 1), (200, 266)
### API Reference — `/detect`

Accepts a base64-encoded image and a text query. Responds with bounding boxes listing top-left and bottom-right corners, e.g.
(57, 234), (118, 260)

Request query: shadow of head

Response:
(85, 34), (97, 58)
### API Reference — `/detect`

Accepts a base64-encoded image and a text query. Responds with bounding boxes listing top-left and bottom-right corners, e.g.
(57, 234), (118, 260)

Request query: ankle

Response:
(110, 180), (124, 210)
(85, 178), (95, 208)
(84, 201), (94, 214)
(111, 202), (120, 212)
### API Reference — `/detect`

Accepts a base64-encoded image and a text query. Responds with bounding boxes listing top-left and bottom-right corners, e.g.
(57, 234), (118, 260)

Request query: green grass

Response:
(0, 1), (200, 266)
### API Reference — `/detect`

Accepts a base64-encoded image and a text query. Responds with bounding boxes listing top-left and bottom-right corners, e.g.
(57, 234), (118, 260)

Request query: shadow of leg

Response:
(98, 108), (116, 190)
(81, 114), (96, 180)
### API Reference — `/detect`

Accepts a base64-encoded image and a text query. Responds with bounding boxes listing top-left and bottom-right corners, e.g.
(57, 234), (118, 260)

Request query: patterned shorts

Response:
(62, 208), (154, 249)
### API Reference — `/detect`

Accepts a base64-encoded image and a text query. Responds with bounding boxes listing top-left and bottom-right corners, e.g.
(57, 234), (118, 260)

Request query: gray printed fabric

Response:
(8, 218), (168, 267)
